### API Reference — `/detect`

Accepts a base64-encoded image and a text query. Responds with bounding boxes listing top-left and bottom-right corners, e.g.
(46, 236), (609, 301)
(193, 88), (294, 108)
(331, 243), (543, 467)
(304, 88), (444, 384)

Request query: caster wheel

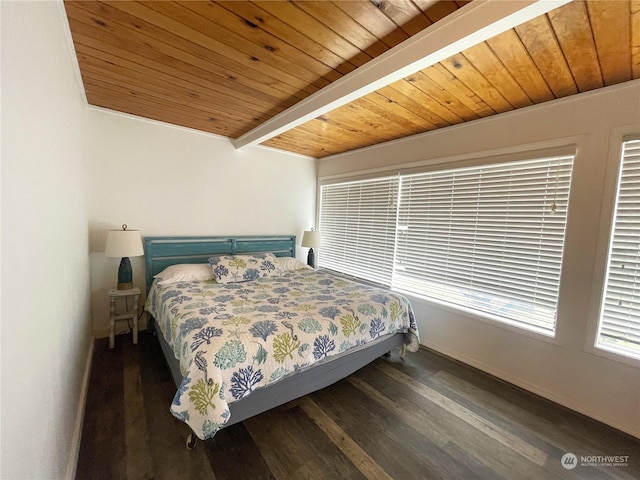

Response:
(186, 433), (198, 450)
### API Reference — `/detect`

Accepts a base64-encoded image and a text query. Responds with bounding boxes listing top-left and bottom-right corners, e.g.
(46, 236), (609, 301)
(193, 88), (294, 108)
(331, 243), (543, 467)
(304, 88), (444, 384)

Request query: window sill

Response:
(395, 288), (561, 347)
(582, 342), (640, 368)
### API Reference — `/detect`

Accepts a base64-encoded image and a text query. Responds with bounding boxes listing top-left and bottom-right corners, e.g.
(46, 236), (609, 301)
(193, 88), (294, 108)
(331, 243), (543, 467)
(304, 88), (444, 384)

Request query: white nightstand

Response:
(109, 287), (141, 349)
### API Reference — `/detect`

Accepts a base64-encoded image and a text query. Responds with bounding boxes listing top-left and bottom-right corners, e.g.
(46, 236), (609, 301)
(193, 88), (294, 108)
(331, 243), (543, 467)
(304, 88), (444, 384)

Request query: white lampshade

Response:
(301, 230), (321, 249)
(105, 227), (144, 258)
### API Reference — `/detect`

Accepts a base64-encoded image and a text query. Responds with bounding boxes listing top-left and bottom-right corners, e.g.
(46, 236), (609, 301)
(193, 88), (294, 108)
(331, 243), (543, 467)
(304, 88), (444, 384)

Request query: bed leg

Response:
(383, 351), (391, 358)
(186, 432), (198, 450)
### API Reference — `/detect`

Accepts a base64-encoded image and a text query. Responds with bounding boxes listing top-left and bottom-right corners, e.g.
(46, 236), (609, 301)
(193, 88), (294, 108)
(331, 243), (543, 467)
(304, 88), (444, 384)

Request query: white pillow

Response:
(154, 264), (213, 285)
(275, 257), (311, 273)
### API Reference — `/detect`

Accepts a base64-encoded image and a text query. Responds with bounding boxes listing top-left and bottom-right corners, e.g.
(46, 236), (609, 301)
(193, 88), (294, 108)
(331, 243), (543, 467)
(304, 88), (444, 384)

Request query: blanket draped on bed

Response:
(146, 268), (419, 440)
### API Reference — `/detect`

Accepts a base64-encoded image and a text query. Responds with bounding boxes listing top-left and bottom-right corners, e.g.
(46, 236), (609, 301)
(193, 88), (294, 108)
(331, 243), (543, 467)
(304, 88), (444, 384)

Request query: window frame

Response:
(586, 130), (640, 366)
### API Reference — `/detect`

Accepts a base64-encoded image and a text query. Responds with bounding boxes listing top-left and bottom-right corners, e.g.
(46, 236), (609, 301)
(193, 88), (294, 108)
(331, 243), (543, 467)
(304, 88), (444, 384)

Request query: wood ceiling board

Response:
(587, 1), (632, 86)
(82, 76), (250, 125)
(85, 88), (244, 137)
(629, 0), (640, 78)
(80, 63), (240, 119)
(548, 1), (604, 92)
(356, 94), (439, 135)
(276, 110), (405, 155)
(375, 84), (452, 127)
(88, 1), (307, 102)
(171, 1), (343, 88)
(66, 2), (301, 109)
(264, 122), (361, 158)
(65, 2), (298, 139)
(254, 0), (373, 68)
(378, 0), (433, 36)
(419, 0), (458, 23)
(64, 1), (637, 159)
(319, 104), (405, 146)
(514, 15), (578, 98)
(294, 1), (391, 58)
(218, 1), (359, 76)
(77, 59), (274, 136)
(296, 87), (444, 149)
(420, 63), (496, 118)
(382, 80), (464, 126)
(75, 50), (278, 123)
(403, 71), (481, 122)
(110, 1), (320, 97)
(340, 100), (400, 137)
(332, 0), (411, 49)
(440, 53), (514, 113)
(293, 120), (362, 152)
(459, 42), (534, 109)
(81, 71), (262, 133)
(233, 0), (570, 150)
(485, 30), (555, 103)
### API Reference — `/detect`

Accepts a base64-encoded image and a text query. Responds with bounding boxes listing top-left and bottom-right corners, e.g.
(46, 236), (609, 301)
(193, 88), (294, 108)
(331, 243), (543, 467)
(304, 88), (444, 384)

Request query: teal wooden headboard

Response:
(144, 235), (296, 292)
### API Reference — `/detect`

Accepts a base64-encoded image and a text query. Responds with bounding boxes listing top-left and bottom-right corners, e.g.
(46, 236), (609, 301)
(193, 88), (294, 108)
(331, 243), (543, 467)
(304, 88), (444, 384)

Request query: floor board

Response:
(76, 333), (640, 479)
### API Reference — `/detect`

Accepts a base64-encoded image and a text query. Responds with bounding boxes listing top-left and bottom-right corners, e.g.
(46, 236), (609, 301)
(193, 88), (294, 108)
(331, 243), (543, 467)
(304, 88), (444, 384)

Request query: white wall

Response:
(319, 81), (640, 438)
(1, 3), (316, 477)
(1, 1), (93, 479)
(87, 109), (317, 337)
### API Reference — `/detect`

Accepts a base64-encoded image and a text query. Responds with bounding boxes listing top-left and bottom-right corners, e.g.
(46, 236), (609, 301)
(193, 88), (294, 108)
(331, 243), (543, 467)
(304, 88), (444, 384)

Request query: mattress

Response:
(146, 267), (419, 439)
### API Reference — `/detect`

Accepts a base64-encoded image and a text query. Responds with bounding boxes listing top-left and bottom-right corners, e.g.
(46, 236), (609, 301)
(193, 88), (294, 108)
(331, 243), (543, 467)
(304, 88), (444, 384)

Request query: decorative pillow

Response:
(208, 253), (278, 284)
(154, 264), (213, 285)
(275, 256), (311, 274)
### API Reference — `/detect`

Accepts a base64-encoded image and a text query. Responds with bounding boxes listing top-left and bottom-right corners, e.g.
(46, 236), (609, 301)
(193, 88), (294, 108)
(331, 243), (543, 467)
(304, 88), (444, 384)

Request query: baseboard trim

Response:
(420, 340), (640, 440)
(65, 337), (94, 480)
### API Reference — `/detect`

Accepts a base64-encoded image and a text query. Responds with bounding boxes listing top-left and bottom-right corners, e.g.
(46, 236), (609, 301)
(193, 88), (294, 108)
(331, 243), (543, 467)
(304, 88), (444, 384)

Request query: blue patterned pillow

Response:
(208, 253), (278, 284)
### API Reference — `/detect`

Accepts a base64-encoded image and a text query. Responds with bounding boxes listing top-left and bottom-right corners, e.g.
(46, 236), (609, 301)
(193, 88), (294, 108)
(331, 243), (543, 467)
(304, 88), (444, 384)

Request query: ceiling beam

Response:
(232, 0), (571, 151)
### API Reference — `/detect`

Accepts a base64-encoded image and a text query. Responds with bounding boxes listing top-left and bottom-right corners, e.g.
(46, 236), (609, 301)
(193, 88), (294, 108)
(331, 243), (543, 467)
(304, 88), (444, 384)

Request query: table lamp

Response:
(301, 229), (321, 268)
(105, 224), (144, 290)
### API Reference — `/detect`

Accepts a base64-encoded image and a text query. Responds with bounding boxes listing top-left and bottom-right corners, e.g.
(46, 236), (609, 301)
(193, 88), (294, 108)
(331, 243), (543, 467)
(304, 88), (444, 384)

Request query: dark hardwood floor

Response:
(76, 332), (640, 480)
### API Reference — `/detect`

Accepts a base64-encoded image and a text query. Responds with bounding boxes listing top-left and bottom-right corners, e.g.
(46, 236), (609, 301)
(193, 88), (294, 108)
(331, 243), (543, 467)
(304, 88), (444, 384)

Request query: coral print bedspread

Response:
(145, 268), (419, 440)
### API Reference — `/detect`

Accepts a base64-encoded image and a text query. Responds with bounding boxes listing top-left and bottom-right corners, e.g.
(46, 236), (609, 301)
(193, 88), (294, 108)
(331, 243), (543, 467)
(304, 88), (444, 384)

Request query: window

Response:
(597, 138), (640, 359)
(394, 157), (573, 335)
(319, 176), (398, 286)
(319, 154), (574, 336)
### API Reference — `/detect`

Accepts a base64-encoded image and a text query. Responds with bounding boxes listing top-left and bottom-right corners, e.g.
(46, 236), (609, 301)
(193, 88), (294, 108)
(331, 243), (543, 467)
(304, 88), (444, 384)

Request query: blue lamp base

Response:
(117, 256), (134, 290)
(307, 248), (315, 269)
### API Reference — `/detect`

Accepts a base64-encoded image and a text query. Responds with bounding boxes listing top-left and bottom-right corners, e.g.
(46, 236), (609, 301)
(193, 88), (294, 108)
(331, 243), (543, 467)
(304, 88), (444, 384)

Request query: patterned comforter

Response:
(145, 268), (420, 440)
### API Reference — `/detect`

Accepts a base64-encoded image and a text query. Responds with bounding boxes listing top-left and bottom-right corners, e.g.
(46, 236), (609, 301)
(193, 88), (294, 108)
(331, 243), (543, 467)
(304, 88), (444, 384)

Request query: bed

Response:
(144, 235), (419, 445)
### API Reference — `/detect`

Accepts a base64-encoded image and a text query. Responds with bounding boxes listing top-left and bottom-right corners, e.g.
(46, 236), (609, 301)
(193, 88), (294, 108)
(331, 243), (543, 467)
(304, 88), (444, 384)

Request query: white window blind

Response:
(597, 138), (640, 359)
(319, 176), (399, 286)
(394, 157), (573, 334)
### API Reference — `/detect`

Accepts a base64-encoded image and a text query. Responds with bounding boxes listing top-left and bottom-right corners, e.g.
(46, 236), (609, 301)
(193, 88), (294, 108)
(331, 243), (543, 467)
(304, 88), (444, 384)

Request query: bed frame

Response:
(144, 235), (404, 444)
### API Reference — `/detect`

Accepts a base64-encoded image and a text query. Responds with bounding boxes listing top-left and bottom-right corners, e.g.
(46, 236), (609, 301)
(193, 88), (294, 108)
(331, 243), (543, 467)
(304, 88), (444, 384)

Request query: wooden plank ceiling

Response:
(64, 0), (640, 158)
